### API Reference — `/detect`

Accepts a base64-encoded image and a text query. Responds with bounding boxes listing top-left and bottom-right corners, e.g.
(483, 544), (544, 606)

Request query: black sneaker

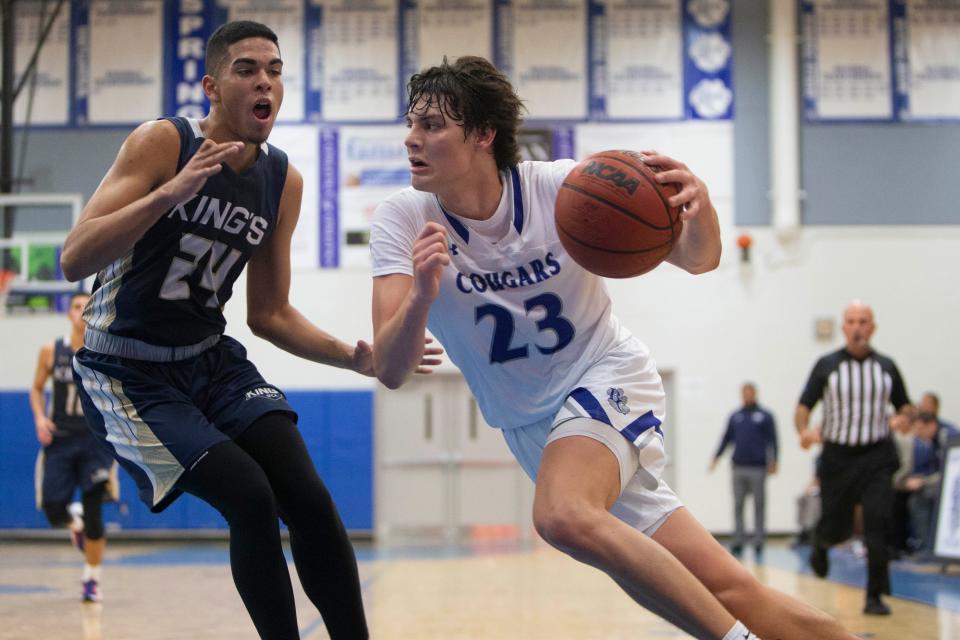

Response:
(863, 594), (890, 615)
(809, 545), (829, 578)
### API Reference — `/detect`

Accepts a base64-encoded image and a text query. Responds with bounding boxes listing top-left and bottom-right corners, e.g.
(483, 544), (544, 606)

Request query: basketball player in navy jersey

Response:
(60, 22), (438, 639)
(370, 56), (858, 640)
(30, 291), (115, 603)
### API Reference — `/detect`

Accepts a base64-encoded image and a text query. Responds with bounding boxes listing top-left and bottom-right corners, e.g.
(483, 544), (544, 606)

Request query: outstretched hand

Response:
(414, 336), (444, 374)
(352, 339), (375, 377)
(352, 336), (444, 377)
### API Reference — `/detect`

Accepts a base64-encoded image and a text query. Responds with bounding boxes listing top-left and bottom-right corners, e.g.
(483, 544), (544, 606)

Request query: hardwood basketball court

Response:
(1, 537), (956, 639)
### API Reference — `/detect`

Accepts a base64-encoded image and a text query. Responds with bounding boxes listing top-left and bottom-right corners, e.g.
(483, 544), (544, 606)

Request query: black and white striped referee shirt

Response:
(799, 348), (910, 447)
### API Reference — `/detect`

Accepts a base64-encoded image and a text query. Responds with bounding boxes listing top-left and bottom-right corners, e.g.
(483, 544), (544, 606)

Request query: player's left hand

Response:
(640, 150), (711, 221)
(353, 336), (444, 377)
(352, 339), (375, 377)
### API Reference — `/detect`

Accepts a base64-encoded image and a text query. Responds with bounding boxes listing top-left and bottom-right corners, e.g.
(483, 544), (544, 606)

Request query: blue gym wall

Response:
(0, 390), (373, 532)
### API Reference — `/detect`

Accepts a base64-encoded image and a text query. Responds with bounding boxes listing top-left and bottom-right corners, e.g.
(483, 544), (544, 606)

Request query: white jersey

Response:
(371, 159), (635, 429)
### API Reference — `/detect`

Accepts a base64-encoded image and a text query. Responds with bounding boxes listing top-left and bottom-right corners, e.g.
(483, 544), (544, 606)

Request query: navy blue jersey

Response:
(84, 117), (288, 347)
(50, 337), (87, 437)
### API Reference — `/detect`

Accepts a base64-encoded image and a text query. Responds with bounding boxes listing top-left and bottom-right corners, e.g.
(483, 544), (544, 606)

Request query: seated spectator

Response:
(892, 413), (942, 557)
(919, 392), (959, 452)
(891, 414), (917, 555)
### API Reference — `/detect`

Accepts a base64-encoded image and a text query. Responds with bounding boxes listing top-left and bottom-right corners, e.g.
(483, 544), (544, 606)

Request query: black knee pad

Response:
(42, 502), (71, 528)
(82, 484), (107, 540)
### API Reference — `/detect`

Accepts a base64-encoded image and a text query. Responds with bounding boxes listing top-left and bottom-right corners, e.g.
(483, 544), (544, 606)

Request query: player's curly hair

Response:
(407, 56), (525, 170)
(205, 21), (279, 78)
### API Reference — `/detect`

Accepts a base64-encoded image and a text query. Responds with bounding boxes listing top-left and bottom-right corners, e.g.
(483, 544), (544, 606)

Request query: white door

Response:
(375, 373), (534, 544)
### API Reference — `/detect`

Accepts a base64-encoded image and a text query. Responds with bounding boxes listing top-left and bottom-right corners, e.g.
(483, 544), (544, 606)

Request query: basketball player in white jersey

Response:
(370, 56), (858, 640)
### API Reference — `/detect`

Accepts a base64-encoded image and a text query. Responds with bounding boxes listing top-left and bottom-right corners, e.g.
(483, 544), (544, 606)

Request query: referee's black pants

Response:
(815, 439), (900, 597)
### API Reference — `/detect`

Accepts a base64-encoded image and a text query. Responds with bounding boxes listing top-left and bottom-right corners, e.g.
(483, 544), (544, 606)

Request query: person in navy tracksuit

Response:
(710, 382), (778, 558)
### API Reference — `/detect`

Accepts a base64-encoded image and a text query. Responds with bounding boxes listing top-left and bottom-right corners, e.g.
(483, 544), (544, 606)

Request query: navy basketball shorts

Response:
(72, 336), (296, 512)
(37, 432), (115, 507)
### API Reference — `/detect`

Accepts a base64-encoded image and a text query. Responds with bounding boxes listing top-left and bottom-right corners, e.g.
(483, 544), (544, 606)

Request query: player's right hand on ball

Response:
(411, 222), (449, 305)
(158, 139), (244, 204)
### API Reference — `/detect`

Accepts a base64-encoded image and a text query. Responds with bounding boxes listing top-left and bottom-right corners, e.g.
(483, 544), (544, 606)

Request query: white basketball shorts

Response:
(501, 335), (683, 535)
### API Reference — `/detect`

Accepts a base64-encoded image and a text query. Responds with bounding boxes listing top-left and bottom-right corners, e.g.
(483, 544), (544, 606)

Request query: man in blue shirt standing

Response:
(710, 382), (779, 558)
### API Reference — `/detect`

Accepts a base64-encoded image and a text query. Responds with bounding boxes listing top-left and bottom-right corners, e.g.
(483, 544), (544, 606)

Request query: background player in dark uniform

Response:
(60, 21), (441, 639)
(29, 291), (115, 603)
(796, 300), (912, 616)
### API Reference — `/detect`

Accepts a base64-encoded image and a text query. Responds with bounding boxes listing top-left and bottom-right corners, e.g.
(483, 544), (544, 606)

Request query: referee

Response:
(795, 301), (912, 616)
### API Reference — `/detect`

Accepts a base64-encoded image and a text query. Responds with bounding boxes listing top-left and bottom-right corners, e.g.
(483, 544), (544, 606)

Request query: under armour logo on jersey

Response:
(449, 243), (459, 255)
(607, 387), (629, 415)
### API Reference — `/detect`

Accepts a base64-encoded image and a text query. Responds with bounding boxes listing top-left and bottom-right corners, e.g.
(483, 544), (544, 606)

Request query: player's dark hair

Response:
(407, 56), (525, 170)
(206, 21), (279, 78)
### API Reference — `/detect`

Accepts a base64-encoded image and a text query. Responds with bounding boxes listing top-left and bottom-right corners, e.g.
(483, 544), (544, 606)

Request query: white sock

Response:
(722, 620), (759, 640)
(82, 564), (101, 582)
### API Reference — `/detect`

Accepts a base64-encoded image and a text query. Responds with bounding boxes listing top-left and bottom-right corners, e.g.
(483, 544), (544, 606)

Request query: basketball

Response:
(555, 150), (682, 278)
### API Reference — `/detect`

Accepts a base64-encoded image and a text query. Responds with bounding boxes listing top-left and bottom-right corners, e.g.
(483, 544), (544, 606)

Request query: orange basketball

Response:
(555, 150), (682, 278)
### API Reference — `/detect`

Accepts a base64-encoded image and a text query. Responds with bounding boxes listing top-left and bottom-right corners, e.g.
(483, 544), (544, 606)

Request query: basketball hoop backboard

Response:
(0, 193), (84, 314)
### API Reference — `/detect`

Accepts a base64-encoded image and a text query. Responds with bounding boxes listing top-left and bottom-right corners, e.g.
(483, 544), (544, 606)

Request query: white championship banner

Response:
(603, 0), (683, 120)
(803, 0), (893, 120)
(899, 0), (960, 120)
(414, 0), (493, 70)
(313, 0), (399, 122)
(87, 0), (163, 124)
(592, 0), (732, 121)
(508, 0), (588, 121)
(10, 0), (71, 126)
